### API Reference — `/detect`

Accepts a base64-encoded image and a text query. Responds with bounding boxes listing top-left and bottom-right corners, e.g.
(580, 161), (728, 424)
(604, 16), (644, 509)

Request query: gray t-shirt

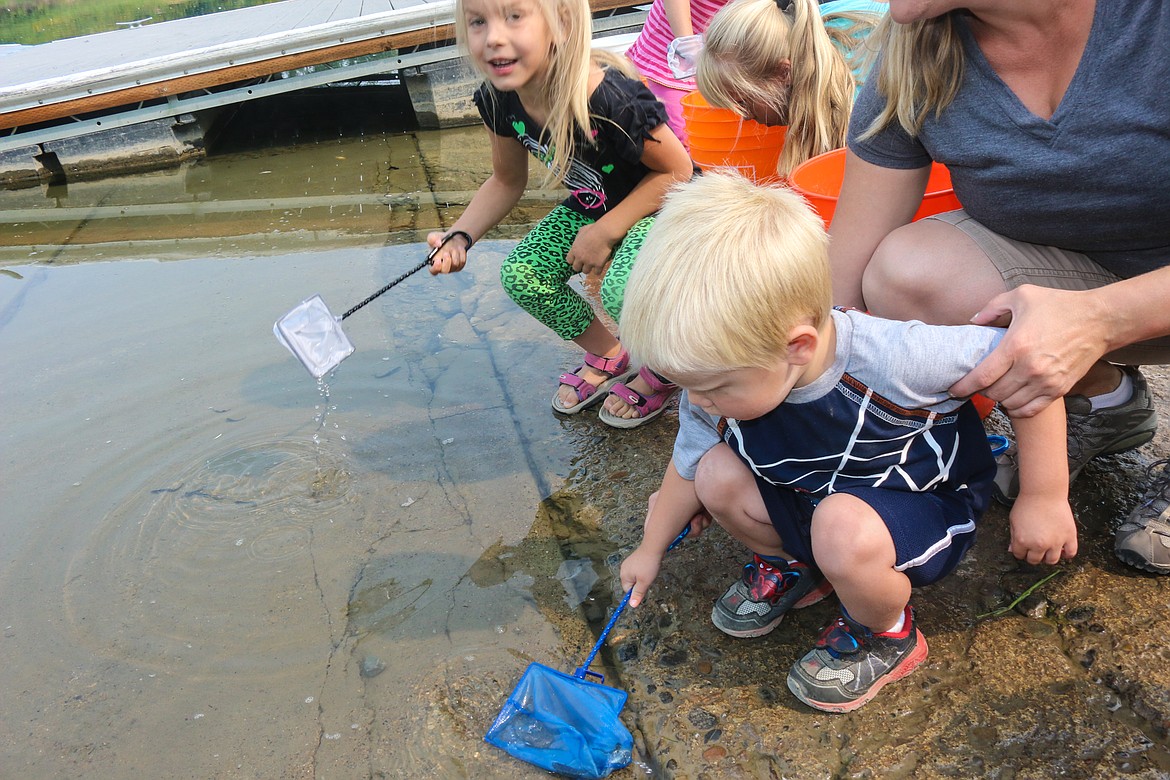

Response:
(849, 0), (1170, 280)
(673, 309), (1003, 483)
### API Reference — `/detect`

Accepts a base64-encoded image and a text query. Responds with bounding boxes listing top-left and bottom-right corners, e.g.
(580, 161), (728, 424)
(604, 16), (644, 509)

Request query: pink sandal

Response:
(598, 366), (679, 429)
(551, 348), (636, 414)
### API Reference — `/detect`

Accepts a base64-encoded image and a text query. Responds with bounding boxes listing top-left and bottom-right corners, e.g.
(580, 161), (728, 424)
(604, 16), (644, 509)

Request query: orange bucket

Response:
(682, 91), (786, 183)
(689, 145), (785, 183)
(681, 91), (784, 143)
(788, 148), (961, 226)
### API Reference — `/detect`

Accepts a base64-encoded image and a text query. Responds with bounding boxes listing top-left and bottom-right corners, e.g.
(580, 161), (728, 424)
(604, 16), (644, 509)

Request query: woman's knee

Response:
(862, 226), (941, 316)
(862, 220), (1004, 324)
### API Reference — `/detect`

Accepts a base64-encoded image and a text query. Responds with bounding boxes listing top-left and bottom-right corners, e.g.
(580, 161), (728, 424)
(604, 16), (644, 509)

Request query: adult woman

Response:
(828, 0), (1170, 573)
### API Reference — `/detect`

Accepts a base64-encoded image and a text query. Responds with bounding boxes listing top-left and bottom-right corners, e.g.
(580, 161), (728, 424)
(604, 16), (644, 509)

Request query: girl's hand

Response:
(567, 222), (617, 275)
(1008, 494), (1078, 565)
(620, 546), (664, 608)
(426, 230), (470, 275)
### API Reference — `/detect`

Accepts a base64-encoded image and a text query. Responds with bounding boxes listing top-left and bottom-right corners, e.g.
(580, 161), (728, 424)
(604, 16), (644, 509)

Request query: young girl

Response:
(427, 0), (694, 426)
(694, 0), (883, 177)
(624, 0), (731, 148)
(599, 0), (883, 427)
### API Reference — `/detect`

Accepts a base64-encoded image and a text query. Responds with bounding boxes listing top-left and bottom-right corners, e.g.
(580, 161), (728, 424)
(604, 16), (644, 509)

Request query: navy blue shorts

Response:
(755, 482), (981, 588)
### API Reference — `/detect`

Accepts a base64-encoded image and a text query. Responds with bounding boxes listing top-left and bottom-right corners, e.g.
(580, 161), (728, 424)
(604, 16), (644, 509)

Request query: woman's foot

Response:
(552, 349), (634, 414)
(598, 366), (680, 428)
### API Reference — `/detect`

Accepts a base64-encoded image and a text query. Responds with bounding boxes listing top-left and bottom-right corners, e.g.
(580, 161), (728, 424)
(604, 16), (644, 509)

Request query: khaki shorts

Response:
(928, 210), (1170, 365)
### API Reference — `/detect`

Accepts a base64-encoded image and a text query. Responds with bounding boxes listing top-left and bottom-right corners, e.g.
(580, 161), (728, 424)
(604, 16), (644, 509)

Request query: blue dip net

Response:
(484, 661), (633, 778)
(485, 530), (689, 777)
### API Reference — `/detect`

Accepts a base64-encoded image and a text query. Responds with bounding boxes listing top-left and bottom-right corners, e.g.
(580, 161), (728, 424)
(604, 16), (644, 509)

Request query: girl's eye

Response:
(467, 16), (485, 26)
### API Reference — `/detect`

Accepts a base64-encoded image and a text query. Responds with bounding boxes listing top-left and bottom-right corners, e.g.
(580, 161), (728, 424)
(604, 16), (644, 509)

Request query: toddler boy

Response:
(618, 172), (1076, 712)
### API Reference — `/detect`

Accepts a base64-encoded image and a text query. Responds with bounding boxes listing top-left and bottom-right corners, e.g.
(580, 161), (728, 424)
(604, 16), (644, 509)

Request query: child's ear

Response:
(785, 324), (818, 366)
(774, 59), (793, 88)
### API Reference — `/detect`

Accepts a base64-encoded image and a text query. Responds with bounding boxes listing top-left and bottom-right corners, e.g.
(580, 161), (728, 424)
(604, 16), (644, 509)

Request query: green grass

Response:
(1, 0), (285, 45)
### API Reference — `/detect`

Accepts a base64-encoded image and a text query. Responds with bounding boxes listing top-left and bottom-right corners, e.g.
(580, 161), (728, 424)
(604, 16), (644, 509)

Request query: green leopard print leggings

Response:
(500, 205), (655, 340)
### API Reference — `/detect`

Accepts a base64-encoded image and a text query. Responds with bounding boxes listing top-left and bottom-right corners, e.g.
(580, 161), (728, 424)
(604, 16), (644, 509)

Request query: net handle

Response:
(340, 258), (430, 320)
(574, 526), (690, 679)
(340, 231), (470, 320)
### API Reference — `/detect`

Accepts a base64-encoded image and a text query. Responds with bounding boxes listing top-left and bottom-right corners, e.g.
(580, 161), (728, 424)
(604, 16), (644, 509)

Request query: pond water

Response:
(0, 91), (640, 778)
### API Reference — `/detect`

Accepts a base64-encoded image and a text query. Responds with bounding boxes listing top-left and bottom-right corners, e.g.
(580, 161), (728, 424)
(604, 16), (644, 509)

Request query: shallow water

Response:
(0, 97), (626, 778)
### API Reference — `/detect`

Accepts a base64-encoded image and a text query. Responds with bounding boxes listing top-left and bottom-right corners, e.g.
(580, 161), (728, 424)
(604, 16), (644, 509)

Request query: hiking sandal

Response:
(552, 348), (635, 414)
(598, 366), (680, 428)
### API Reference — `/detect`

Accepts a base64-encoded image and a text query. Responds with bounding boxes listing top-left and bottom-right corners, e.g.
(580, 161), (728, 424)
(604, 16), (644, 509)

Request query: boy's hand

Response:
(620, 546), (664, 608)
(647, 489), (712, 538)
(426, 230), (469, 275)
(1008, 493), (1078, 565)
(567, 222), (616, 275)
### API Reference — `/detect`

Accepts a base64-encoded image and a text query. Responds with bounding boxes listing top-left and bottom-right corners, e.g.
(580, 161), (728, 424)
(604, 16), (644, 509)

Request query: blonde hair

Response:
(696, 0), (876, 177)
(455, 0), (638, 185)
(858, 13), (965, 139)
(620, 171), (831, 376)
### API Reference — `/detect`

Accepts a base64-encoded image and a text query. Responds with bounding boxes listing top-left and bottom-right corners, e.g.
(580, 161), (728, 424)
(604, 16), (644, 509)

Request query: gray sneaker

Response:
(993, 365), (1157, 504)
(1115, 458), (1170, 574)
(786, 606), (928, 713)
(711, 555), (834, 638)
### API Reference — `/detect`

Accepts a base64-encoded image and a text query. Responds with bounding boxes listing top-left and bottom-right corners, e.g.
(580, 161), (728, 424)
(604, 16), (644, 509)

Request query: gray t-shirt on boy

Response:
(673, 309), (1003, 492)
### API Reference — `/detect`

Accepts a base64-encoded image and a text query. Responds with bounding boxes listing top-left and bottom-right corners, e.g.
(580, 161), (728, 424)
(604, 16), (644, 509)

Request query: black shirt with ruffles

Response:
(473, 68), (669, 218)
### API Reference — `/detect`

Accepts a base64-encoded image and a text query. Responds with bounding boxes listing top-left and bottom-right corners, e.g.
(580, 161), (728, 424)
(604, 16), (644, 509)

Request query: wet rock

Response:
(658, 648), (687, 667)
(1016, 593), (1050, 619)
(702, 745), (727, 761)
(687, 709), (717, 730)
(359, 655), (386, 678)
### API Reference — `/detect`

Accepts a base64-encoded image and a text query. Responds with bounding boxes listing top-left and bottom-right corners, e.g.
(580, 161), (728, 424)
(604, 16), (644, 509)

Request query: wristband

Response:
(443, 229), (475, 251)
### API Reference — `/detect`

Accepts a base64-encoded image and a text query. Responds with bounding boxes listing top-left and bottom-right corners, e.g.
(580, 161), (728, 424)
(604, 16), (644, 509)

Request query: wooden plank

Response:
(0, 0), (642, 131)
(0, 28), (453, 131)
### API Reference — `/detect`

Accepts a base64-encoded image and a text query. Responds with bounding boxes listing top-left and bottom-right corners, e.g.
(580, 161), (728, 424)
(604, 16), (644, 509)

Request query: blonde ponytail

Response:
(697, 0), (875, 177)
(780, 0), (856, 176)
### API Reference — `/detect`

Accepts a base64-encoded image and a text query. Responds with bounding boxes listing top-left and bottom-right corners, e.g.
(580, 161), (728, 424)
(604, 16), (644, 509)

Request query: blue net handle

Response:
(574, 526), (690, 680)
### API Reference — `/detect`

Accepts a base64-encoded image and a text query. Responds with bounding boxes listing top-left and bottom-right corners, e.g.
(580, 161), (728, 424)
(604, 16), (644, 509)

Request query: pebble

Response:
(687, 709), (717, 729)
(360, 656), (386, 678)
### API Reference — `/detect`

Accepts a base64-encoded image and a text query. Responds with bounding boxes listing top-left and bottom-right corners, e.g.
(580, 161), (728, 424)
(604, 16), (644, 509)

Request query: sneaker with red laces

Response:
(786, 606), (928, 713)
(710, 555), (833, 638)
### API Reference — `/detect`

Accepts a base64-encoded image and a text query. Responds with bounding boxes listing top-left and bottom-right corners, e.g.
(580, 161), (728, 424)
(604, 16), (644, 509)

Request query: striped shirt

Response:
(624, 0), (729, 90)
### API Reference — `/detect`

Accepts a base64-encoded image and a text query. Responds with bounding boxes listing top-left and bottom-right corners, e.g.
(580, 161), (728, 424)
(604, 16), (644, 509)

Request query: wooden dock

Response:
(0, 0), (645, 152)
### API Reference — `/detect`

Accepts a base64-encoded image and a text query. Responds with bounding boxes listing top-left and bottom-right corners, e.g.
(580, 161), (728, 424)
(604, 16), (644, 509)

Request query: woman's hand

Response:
(950, 285), (1112, 417)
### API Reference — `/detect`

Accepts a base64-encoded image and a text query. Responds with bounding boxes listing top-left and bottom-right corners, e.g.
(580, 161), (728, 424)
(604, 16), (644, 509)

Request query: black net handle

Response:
(340, 258), (430, 320)
(341, 233), (470, 320)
